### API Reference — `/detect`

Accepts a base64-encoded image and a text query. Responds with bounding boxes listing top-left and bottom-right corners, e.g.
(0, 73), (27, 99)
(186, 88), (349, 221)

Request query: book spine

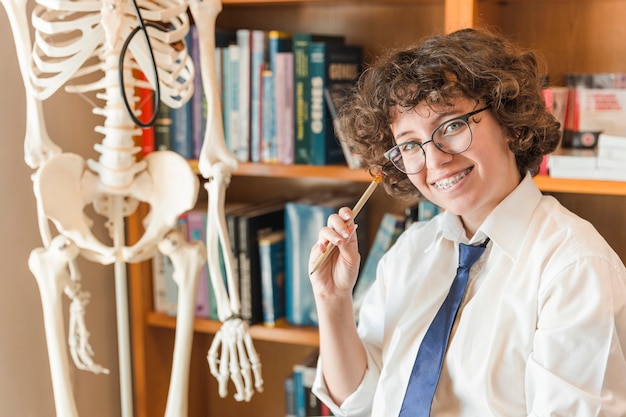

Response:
(170, 98), (193, 159)
(309, 44), (363, 165)
(276, 52), (295, 165)
(292, 34), (312, 164)
(190, 25), (205, 160)
(284, 375), (297, 417)
(250, 30), (268, 163)
(261, 69), (276, 163)
(263, 30), (294, 164)
(308, 42), (328, 166)
(259, 232), (286, 326)
(285, 203), (333, 326)
(353, 213), (405, 319)
(228, 44), (242, 160)
(237, 29), (251, 162)
(293, 364), (321, 417)
(238, 214), (253, 323)
(154, 102), (172, 151)
(137, 71), (155, 155)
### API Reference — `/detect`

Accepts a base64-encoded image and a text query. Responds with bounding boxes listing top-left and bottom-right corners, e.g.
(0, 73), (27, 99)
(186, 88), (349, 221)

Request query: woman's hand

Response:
(308, 206), (361, 301)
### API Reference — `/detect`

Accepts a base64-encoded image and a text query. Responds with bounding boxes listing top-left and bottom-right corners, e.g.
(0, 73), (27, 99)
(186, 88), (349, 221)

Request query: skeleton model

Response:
(1, 0), (263, 414)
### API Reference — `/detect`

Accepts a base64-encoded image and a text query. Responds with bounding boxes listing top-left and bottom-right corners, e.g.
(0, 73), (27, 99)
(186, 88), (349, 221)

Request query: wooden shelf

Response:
(533, 175), (626, 196)
(146, 312), (320, 347)
(190, 161), (626, 195)
(223, 0), (433, 5)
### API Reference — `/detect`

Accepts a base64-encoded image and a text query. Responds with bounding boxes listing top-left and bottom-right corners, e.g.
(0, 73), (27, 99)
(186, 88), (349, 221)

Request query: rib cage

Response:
(30, 0), (194, 108)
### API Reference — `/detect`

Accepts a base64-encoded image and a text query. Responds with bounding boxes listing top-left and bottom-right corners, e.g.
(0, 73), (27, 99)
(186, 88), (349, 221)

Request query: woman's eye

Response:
(442, 120), (465, 135)
(402, 142), (420, 151)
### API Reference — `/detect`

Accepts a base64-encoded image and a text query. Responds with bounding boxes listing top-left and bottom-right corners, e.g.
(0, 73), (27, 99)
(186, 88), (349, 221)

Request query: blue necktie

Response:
(398, 239), (489, 417)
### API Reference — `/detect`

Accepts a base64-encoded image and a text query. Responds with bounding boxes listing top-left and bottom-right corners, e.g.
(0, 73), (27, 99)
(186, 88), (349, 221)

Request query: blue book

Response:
(236, 29), (252, 163)
(258, 230), (286, 326)
(308, 42), (363, 165)
(170, 32), (194, 159)
(293, 350), (321, 417)
(227, 43), (242, 160)
(285, 194), (359, 326)
(353, 212), (405, 319)
(292, 33), (344, 164)
(261, 69), (276, 162)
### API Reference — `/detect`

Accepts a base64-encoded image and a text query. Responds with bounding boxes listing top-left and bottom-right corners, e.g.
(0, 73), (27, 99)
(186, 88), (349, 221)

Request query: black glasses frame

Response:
(384, 105), (491, 174)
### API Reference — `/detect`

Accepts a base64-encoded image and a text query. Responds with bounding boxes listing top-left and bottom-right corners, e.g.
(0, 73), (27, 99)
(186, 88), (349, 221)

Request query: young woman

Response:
(309, 28), (626, 416)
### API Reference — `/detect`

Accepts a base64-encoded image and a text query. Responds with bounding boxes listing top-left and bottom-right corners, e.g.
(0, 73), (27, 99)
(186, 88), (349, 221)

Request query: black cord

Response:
(118, 0), (163, 128)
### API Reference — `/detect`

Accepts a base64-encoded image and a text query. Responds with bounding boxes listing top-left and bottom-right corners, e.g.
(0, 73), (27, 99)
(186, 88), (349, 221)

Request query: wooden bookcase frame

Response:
(128, 1), (626, 416)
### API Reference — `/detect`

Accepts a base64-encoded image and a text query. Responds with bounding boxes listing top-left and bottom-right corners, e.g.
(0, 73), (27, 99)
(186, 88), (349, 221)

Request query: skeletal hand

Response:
(66, 283), (110, 375)
(207, 317), (263, 402)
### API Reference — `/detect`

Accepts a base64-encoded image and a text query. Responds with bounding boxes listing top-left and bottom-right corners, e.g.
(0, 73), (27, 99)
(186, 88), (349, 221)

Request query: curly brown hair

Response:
(337, 28), (561, 199)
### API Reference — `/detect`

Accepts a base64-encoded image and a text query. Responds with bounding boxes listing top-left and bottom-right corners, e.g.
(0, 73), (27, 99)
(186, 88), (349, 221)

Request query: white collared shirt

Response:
(314, 174), (626, 416)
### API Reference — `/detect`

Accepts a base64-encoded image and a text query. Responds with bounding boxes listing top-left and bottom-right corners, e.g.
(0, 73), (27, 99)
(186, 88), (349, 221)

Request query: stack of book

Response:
(548, 133), (626, 181)
(562, 72), (626, 149)
(142, 26), (364, 168)
(152, 197), (449, 329)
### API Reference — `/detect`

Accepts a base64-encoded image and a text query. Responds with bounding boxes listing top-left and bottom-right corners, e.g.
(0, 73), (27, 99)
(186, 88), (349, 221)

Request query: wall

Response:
(0, 7), (121, 417)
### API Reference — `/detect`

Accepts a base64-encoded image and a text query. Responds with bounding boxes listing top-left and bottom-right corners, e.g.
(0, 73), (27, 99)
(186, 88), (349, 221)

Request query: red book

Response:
(138, 71), (155, 155)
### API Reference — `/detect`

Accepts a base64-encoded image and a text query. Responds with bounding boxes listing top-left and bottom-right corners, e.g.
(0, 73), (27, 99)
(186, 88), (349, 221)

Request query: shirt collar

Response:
(429, 173), (543, 260)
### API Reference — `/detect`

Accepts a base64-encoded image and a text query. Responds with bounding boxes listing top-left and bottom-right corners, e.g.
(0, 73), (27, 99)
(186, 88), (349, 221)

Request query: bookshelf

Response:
(128, 1), (626, 416)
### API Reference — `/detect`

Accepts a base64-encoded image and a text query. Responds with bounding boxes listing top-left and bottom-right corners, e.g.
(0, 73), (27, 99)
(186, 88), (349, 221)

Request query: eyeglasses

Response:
(384, 106), (490, 174)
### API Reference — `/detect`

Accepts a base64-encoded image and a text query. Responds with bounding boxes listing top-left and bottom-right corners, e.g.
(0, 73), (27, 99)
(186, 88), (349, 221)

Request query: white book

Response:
(548, 148), (597, 170)
(597, 146), (626, 161)
(598, 133), (626, 150)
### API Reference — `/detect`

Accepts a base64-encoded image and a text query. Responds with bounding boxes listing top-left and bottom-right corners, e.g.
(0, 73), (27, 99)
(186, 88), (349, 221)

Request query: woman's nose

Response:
(424, 141), (454, 170)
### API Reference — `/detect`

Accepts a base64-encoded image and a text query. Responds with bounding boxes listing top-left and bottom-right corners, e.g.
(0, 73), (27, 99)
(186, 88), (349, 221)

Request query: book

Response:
(284, 375), (297, 417)
(352, 212), (405, 320)
(324, 85), (360, 169)
(562, 73), (626, 148)
(263, 30), (293, 164)
(170, 97), (193, 159)
(237, 201), (286, 324)
(261, 69), (276, 162)
(236, 28), (252, 163)
(250, 29), (269, 163)
(169, 32), (194, 159)
(293, 349), (322, 417)
(597, 132), (626, 150)
(308, 42), (363, 165)
(227, 43), (241, 159)
(285, 194), (361, 327)
(275, 51), (295, 165)
(190, 25), (205, 160)
(154, 102), (172, 151)
(258, 230), (286, 326)
(292, 33), (345, 164)
(137, 71), (155, 155)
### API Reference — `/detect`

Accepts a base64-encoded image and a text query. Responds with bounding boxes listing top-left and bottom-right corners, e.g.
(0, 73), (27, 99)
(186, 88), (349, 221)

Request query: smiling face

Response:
(390, 98), (522, 237)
